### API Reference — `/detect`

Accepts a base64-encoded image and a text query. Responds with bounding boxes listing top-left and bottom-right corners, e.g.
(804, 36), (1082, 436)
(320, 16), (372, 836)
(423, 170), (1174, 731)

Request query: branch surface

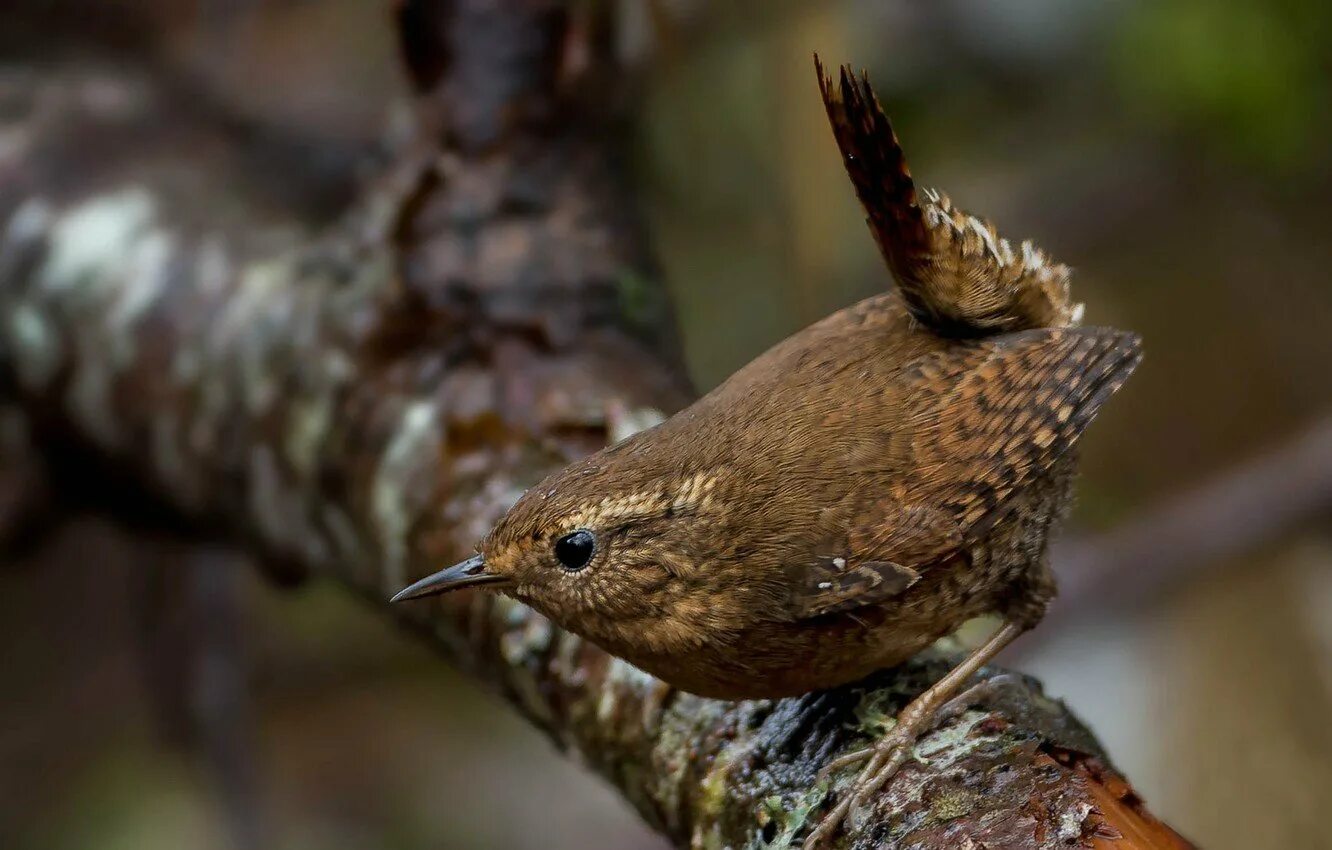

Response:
(0, 9), (1191, 848)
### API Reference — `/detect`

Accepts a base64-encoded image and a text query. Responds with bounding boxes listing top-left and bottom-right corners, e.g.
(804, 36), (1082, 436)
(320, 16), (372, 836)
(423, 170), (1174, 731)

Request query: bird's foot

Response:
(802, 711), (926, 849)
(802, 673), (1024, 849)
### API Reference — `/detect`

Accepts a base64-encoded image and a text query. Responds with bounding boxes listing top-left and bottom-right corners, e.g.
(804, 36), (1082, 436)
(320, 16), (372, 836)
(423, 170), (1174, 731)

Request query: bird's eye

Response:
(553, 530), (596, 571)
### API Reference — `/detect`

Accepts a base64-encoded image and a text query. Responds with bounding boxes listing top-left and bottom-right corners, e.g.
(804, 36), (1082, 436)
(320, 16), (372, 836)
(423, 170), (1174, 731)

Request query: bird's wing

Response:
(903, 325), (1141, 540)
(779, 325), (1140, 620)
(782, 503), (958, 619)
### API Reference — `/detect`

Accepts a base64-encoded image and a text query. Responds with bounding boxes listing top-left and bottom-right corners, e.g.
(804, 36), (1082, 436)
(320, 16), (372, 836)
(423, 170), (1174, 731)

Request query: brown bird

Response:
(393, 57), (1141, 846)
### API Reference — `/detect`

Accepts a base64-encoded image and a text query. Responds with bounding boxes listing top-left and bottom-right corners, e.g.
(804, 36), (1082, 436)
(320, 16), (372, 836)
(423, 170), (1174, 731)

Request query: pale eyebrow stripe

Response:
(559, 471), (719, 530)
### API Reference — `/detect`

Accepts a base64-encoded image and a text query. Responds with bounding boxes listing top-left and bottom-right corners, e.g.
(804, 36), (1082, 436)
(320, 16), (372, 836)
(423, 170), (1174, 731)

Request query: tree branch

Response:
(0, 5), (1190, 847)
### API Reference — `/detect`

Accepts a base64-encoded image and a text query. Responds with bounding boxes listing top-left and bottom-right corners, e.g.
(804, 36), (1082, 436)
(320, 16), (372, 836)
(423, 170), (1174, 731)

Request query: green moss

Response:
(851, 689), (899, 738)
(699, 741), (739, 816)
(919, 785), (980, 828)
(748, 783), (829, 850)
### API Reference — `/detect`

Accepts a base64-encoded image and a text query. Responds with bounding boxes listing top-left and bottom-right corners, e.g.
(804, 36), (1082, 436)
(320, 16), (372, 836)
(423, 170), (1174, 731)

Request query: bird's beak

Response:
(390, 554), (507, 603)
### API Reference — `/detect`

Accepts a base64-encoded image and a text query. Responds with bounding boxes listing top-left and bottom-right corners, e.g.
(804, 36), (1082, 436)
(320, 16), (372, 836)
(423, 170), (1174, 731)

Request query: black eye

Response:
(554, 530), (596, 571)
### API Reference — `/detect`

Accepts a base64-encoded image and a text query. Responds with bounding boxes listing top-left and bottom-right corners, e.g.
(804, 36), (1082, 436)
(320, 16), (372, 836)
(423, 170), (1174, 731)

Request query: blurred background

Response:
(2, 1), (1331, 848)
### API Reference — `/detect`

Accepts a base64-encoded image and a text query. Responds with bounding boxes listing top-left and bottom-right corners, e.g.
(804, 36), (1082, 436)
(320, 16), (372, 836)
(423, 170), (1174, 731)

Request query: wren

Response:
(393, 58), (1141, 846)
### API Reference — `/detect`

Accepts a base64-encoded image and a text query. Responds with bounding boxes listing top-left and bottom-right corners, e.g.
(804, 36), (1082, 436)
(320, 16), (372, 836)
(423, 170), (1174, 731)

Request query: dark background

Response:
(2, 1), (1330, 848)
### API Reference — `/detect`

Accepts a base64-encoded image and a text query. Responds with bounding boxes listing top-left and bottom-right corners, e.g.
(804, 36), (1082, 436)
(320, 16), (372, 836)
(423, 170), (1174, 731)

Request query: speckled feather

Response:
(815, 58), (1082, 334)
(899, 327), (1141, 541)
(426, 62), (1142, 700)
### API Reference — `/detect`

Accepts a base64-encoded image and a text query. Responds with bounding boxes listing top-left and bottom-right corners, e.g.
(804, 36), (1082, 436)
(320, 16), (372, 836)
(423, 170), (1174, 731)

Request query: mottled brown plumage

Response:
(394, 57), (1141, 845)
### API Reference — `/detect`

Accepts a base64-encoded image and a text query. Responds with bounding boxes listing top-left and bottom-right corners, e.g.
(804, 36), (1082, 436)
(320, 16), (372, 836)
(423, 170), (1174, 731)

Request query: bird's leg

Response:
(935, 671), (1025, 722)
(803, 621), (1027, 849)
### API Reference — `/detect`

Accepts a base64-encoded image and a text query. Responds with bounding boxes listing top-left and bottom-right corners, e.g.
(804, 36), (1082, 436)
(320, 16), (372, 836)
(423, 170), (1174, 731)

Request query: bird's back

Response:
(676, 289), (1136, 561)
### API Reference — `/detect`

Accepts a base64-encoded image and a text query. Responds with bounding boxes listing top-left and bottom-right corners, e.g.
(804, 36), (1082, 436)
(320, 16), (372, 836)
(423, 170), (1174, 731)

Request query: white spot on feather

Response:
(968, 216), (1002, 262)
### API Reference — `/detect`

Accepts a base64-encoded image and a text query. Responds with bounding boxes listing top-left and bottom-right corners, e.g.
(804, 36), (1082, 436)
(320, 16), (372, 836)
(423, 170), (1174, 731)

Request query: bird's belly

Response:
(623, 596), (976, 700)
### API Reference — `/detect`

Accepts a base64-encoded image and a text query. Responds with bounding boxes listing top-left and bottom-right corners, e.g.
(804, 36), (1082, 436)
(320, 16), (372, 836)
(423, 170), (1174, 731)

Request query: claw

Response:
(803, 732), (915, 849)
(801, 622), (1028, 847)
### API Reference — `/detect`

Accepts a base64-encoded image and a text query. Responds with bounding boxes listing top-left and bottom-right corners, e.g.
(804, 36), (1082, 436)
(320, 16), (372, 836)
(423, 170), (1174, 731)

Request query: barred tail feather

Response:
(815, 55), (1082, 337)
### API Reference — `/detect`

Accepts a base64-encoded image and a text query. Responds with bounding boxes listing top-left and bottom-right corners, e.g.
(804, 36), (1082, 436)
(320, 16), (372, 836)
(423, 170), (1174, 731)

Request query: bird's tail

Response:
(815, 56), (1081, 336)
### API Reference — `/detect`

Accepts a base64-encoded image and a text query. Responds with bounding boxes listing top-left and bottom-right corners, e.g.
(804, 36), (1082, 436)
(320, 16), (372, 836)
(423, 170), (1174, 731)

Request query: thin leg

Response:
(803, 621), (1026, 849)
(935, 672), (1024, 723)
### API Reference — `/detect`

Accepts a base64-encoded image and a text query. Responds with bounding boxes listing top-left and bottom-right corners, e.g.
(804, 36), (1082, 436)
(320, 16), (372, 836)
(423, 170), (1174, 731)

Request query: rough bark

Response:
(0, 4), (1191, 848)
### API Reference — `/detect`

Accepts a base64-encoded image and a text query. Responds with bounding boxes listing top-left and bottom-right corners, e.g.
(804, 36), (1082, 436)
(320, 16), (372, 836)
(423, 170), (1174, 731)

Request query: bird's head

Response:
(391, 442), (743, 656)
